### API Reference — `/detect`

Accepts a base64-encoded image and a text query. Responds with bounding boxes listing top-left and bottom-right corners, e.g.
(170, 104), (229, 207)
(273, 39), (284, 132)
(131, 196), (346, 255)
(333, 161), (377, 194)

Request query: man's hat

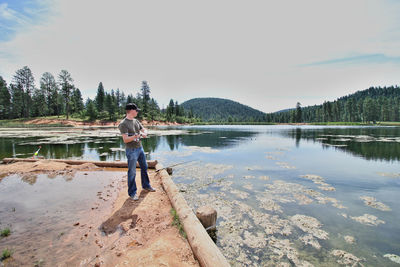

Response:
(125, 103), (141, 111)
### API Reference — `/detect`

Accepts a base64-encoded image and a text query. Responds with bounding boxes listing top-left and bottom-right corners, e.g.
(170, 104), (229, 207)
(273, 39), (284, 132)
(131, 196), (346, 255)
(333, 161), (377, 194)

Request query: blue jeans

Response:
(126, 147), (151, 197)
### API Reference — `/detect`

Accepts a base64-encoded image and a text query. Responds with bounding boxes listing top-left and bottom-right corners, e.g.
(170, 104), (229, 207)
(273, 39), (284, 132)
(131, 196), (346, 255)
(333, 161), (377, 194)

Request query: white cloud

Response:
(0, 0), (399, 112)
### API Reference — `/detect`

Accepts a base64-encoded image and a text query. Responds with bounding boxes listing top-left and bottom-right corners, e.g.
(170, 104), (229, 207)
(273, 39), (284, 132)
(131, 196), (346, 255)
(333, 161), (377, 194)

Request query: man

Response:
(118, 103), (156, 201)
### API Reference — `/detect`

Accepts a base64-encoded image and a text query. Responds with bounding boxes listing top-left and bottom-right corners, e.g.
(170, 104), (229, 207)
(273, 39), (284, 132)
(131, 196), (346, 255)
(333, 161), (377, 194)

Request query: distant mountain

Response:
(274, 108), (294, 114)
(181, 98), (267, 122)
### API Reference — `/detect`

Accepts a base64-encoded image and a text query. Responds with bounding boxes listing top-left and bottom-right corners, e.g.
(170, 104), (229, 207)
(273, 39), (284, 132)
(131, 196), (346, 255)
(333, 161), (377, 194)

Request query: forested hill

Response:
(181, 98), (267, 122)
(268, 85), (400, 123)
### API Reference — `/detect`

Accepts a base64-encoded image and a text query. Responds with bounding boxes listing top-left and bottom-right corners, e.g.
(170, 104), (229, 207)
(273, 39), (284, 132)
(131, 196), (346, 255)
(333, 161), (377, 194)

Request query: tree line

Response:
(0, 66), (201, 123)
(181, 97), (268, 122)
(266, 86), (400, 123)
(1, 66), (399, 124)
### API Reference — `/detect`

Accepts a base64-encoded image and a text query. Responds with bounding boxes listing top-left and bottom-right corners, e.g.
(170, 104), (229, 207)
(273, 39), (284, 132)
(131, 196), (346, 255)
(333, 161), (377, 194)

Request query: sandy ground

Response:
(94, 169), (199, 267)
(23, 118), (182, 127)
(0, 161), (199, 267)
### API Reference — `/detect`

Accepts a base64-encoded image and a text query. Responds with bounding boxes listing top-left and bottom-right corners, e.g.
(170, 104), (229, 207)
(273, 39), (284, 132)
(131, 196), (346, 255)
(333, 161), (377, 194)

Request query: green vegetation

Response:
(0, 67), (199, 124)
(0, 228), (10, 237)
(170, 208), (187, 238)
(1, 248), (12, 260)
(268, 86), (400, 123)
(182, 97), (267, 122)
(2, 66), (400, 125)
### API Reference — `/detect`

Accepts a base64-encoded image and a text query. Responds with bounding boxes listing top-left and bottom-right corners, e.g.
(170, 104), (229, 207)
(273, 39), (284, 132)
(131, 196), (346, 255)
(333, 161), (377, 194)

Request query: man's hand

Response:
(140, 129), (148, 138)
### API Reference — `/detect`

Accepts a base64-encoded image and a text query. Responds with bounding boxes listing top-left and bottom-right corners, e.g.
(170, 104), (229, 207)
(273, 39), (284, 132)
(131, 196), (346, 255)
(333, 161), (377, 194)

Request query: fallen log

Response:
(155, 163), (230, 267)
(1, 158), (158, 169)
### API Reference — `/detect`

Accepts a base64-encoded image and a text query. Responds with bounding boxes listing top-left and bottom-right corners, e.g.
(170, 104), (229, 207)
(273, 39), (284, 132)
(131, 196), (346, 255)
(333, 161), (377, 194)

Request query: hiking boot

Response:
(143, 186), (156, 192)
(130, 194), (139, 201)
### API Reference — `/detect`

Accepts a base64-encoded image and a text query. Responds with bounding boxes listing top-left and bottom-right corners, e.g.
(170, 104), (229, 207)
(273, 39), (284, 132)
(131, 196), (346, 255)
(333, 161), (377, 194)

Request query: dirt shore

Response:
(0, 161), (199, 266)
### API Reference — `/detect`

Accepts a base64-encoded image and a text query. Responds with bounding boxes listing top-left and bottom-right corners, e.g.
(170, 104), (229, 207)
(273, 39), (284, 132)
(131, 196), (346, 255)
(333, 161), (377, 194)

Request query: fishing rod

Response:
(155, 160), (197, 173)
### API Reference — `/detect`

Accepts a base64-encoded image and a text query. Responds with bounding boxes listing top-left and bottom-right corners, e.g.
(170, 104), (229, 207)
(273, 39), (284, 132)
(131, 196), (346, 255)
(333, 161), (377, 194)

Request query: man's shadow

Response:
(100, 190), (149, 235)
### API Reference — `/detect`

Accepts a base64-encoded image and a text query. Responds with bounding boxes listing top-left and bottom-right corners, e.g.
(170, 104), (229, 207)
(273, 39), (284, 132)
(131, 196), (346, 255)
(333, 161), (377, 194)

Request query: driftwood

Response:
(1, 158), (158, 169)
(155, 163), (230, 267)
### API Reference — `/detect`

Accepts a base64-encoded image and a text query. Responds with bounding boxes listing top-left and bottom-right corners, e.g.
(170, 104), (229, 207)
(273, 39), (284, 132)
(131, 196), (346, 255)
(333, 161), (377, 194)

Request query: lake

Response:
(0, 125), (399, 266)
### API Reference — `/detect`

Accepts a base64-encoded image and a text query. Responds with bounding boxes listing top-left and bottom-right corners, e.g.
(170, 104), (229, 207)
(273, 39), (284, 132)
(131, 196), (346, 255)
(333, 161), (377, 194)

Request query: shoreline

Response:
(1, 117), (400, 128)
(0, 118), (184, 128)
(0, 160), (200, 266)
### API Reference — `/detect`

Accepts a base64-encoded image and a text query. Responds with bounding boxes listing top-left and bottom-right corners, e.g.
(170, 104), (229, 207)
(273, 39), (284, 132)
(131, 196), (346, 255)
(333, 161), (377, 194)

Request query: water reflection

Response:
(0, 127), (259, 161)
(284, 127), (400, 162)
(1, 125), (400, 266)
(178, 129), (258, 148)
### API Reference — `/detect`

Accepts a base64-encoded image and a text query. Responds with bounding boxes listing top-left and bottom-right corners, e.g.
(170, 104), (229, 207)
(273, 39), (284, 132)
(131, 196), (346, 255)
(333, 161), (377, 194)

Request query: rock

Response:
(196, 206), (217, 231)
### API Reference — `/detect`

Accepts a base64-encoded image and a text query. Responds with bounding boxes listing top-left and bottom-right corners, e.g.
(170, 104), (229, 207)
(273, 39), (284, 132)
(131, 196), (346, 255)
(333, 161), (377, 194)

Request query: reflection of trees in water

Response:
(0, 136), (161, 160)
(284, 127), (400, 162)
(162, 129), (259, 150)
(44, 143), (85, 159)
(0, 139), (85, 159)
(165, 135), (180, 151)
(0, 128), (258, 159)
(340, 141), (400, 161)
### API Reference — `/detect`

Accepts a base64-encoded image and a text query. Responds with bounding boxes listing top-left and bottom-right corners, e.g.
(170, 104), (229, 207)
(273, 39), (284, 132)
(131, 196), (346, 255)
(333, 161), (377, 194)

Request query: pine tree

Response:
(295, 102), (302, 122)
(10, 84), (23, 118)
(166, 99), (175, 121)
(95, 82), (105, 112)
(140, 81), (151, 116)
(148, 98), (160, 121)
(126, 94), (133, 104)
(12, 66), (35, 117)
(0, 77), (11, 119)
(40, 72), (58, 116)
(72, 88), (84, 114)
(104, 93), (117, 121)
(58, 70), (74, 119)
(86, 99), (97, 121)
(119, 91), (126, 114)
(363, 97), (377, 122)
(32, 87), (47, 117)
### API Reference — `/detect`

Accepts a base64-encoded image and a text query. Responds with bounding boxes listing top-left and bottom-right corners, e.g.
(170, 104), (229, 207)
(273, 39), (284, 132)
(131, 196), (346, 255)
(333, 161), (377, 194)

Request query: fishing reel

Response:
(128, 132), (146, 141)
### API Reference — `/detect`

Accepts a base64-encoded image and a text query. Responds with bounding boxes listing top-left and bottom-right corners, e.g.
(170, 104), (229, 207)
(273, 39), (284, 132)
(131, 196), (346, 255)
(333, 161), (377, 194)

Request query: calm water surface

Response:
(0, 125), (399, 266)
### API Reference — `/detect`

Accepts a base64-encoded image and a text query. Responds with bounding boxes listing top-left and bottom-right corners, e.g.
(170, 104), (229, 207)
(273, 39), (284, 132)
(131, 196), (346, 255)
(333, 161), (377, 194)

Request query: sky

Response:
(0, 0), (399, 113)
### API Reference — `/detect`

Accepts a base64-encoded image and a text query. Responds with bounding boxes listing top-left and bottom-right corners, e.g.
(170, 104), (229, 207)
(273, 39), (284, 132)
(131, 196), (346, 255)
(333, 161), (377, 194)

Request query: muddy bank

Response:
(0, 159), (100, 183)
(0, 161), (199, 266)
